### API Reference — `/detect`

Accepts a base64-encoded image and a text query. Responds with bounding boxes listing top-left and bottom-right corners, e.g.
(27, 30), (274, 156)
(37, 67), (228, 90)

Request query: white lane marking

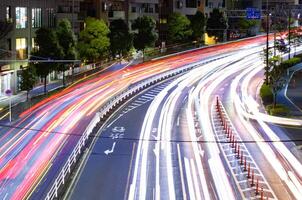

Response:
(190, 159), (202, 200)
(184, 157), (196, 200)
(153, 141), (160, 200)
(177, 143), (187, 200)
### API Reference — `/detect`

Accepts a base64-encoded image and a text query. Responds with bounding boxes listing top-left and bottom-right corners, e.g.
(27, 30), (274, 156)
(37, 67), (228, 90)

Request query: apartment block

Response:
(0, 0), (83, 95)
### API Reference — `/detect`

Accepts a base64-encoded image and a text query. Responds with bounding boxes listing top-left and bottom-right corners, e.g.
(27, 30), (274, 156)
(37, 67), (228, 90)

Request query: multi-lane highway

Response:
(0, 35), (301, 200)
(67, 41), (302, 200)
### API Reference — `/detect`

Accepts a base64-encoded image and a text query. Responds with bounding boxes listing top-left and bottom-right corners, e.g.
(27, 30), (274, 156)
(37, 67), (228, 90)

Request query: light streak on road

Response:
(192, 54), (258, 199)
(230, 54), (302, 199)
(0, 35), (274, 199)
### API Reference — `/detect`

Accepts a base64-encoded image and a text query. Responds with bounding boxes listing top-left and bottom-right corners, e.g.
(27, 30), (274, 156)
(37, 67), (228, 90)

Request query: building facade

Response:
(0, 0), (83, 95)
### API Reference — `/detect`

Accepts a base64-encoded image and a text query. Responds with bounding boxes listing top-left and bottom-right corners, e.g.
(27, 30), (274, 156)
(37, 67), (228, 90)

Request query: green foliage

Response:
(280, 57), (301, 70)
(56, 19), (77, 86)
(261, 48), (273, 84)
(109, 19), (133, 58)
(167, 12), (192, 43)
(239, 18), (258, 30)
(78, 17), (110, 63)
(206, 8), (227, 42)
(132, 16), (158, 52)
(238, 18), (259, 36)
(269, 65), (286, 106)
(20, 65), (36, 101)
(30, 27), (63, 94)
(56, 19), (77, 61)
(266, 104), (289, 116)
(260, 83), (273, 104)
(190, 11), (206, 43)
(294, 53), (302, 59)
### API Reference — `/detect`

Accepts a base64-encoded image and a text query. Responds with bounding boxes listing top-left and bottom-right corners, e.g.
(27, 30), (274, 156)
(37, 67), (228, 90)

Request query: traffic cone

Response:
(256, 179), (259, 194)
(261, 187), (264, 200)
(247, 163), (251, 178)
(251, 170), (254, 186)
(244, 157), (247, 171)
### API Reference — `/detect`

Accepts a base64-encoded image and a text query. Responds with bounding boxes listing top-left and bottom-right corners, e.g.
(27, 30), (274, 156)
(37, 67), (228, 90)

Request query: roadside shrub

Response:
(260, 83), (273, 104)
(266, 104), (290, 116)
(280, 57), (301, 70)
(294, 53), (302, 59)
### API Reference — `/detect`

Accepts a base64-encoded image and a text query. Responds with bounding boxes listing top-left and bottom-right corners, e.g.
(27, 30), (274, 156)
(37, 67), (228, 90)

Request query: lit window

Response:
(16, 7), (28, 29)
(32, 8), (42, 28)
(6, 6), (11, 21)
(16, 38), (27, 59)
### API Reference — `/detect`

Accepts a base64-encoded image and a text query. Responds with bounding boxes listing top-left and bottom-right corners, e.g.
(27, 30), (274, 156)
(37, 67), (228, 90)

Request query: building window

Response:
(16, 38), (27, 59)
(47, 8), (55, 28)
(186, 0), (197, 8)
(208, 2), (213, 8)
(155, 4), (159, 13)
(6, 6), (11, 22)
(16, 7), (28, 29)
(108, 11), (113, 18)
(131, 6), (136, 13)
(7, 39), (12, 51)
(32, 8), (42, 28)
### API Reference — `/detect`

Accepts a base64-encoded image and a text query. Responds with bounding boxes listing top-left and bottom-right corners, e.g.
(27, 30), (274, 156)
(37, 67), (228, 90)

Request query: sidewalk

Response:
(277, 63), (302, 116)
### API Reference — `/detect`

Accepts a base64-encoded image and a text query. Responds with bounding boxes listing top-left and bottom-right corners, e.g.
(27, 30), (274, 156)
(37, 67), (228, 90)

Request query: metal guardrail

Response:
(44, 55), (227, 200)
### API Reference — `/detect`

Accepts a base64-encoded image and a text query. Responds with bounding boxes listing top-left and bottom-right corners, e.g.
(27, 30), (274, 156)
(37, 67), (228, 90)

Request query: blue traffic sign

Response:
(246, 8), (261, 19)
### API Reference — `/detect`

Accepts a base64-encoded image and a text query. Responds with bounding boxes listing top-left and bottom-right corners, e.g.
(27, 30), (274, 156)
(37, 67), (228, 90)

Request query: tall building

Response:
(0, 0), (83, 95)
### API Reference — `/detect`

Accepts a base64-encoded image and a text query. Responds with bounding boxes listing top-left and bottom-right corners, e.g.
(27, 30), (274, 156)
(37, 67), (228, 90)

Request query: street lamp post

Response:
(5, 88), (12, 123)
(288, 7), (291, 60)
(266, 0), (269, 84)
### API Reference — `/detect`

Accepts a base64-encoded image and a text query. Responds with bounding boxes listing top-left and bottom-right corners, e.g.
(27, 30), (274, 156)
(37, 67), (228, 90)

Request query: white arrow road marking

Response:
(104, 142), (116, 155)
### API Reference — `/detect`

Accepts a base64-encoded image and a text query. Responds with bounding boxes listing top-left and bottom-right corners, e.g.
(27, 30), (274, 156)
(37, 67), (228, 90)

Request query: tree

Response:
(132, 16), (158, 59)
(206, 8), (228, 43)
(30, 28), (63, 94)
(268, 57), (286, 107)
(261, 47), (273, 84)
(167, 12), (192, 43)
(190, 11), (206, 44)
(56, 19), (77, 86)
(109, 19), (133, 58)
(238, 18), (258, 36)
(20, 65), (36, 101)
(78, 17), (110, 63)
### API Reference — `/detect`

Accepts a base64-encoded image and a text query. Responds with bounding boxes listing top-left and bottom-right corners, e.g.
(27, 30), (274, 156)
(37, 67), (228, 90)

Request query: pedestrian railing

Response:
(44, 55), (227, 200)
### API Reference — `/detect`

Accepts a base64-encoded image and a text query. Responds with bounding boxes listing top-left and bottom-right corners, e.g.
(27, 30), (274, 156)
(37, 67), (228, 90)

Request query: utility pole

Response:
(266, 0), (269, 84)
(288, 6), (291, 60)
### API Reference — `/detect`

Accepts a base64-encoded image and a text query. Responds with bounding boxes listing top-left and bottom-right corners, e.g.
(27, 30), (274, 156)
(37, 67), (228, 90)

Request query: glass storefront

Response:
(0, 73), (12, 96)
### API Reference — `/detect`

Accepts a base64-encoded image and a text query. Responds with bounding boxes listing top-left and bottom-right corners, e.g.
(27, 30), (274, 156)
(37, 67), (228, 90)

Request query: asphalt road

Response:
(69, 45), (302, 200)
(69, 78), (176, 200)
(0, 35), (295, 200)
